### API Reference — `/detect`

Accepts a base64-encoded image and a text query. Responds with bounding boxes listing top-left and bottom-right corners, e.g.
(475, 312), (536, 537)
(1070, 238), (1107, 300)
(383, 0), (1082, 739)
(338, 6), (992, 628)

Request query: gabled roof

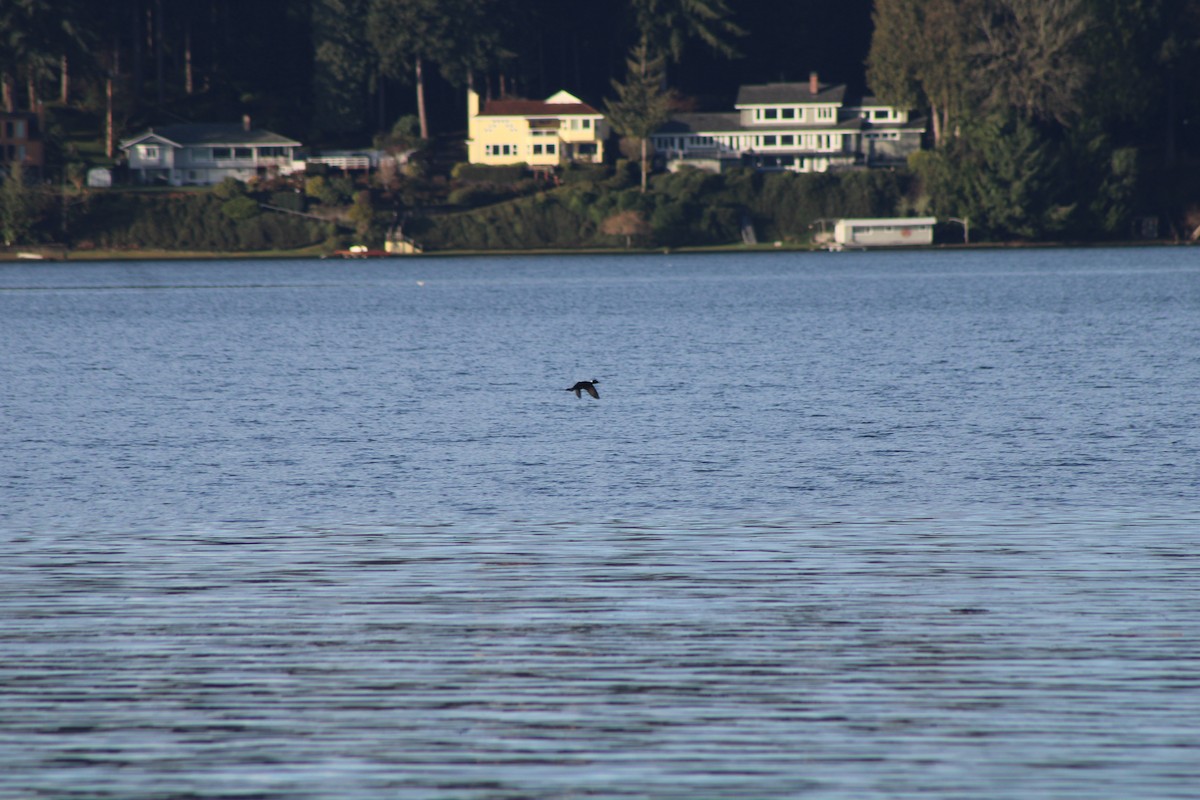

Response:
(120, 123), (301, 150)
(736, 82), (846, 106)
(655, 112), (742, 134)
(480, 91), (601, 117)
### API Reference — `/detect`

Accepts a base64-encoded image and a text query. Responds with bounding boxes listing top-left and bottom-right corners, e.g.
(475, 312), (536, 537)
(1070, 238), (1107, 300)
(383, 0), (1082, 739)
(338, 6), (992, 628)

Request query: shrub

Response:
(269, 191), (306, 212)
(212, 177), (246, 200)
(451, 162), (528, 184)
(221, 195), (261, 221)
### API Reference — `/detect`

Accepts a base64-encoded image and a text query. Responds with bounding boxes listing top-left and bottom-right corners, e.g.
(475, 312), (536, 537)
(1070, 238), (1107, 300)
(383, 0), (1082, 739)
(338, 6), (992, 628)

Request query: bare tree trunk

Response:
(155, 0), (165, 106)
(27, 75), (39, 112)
(132, 3), (144, 106)
(1164, 68), (1178, 167)
(106, 76), (115, 158)
(415, 56), (429, 140)
(185, 23), (193, 94)
(1, 74), (13, 112)
(60, 56), (69, 103)
(640, 137), (648, 193)
(930, 100), (943, 147)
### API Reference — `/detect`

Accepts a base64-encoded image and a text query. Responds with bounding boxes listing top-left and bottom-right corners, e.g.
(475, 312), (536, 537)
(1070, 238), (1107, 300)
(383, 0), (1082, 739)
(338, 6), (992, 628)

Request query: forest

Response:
(2, 0), (1199, 248)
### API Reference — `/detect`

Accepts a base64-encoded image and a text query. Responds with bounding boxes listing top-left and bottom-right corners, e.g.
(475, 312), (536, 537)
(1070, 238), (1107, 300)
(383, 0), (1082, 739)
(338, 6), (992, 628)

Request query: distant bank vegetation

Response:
(415, 163), (910, 250)
(9, 161), (915, 254)
(5, 150), (1189, 254)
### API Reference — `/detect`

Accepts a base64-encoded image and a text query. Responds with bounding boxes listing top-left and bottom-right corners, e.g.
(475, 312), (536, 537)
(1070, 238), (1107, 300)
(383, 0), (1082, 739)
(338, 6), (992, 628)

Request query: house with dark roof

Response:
(120, 119), (302, 186)
(466, 89), (609, 167)
(650, 73), (926, 174)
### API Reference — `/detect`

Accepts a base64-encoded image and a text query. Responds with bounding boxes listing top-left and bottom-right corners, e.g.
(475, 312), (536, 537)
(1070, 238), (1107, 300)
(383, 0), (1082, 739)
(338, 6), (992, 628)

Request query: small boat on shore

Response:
(330, 245), (391, 259)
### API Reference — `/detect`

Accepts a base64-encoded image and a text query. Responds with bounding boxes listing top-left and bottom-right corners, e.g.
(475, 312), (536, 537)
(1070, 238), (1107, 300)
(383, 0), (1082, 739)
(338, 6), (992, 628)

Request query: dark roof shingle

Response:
(127, 123), (300, 147)
(736, 82), (846, 106)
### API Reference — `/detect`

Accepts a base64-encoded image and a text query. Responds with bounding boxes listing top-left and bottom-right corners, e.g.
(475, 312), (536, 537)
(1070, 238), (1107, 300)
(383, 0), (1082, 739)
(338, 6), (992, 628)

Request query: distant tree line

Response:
(0, 0), (872, 146)
(868, 0), (1200, 239)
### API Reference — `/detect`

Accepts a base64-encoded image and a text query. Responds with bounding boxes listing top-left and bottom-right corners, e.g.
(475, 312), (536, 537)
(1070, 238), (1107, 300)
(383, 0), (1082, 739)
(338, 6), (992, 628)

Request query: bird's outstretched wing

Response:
(584, 383), (599, 399)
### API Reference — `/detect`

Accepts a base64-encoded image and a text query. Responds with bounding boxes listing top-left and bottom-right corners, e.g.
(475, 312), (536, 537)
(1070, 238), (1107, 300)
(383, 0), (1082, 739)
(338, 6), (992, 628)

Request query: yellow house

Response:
(466, 89), (608, 167)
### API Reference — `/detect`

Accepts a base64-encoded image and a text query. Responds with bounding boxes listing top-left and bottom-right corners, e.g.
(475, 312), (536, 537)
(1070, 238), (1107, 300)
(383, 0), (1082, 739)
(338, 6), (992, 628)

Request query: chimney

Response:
(809, 71), (819, 95)
(467, 88), (480, 118)
(242, 114), (251, 132)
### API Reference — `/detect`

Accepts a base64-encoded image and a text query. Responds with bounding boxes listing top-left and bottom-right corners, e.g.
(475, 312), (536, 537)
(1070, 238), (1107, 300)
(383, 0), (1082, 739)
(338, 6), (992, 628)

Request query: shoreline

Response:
(1, 239), (1193, 263)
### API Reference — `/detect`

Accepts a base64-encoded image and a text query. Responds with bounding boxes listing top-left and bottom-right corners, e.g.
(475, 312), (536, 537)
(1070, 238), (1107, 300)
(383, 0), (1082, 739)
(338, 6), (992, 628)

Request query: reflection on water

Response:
(1, 250), (1199, 798)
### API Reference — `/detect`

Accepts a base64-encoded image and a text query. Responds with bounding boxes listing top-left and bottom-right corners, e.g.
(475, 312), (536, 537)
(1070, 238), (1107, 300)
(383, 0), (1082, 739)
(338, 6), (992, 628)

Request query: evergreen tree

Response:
(975, 0), (1094, 125)
(631, 0), (745, 64)
(367, 0), (506, 140)
(867, 0), (980, 147)
(0, 0), (90, 111)
(606, 40), (673, 193)
(312, 0), (372, 137)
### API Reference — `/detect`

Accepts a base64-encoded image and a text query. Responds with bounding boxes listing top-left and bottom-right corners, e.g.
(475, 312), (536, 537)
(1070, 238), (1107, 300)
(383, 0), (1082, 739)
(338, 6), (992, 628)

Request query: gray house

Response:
(650, 73), (926, 174)
(120, 120), (302, 186)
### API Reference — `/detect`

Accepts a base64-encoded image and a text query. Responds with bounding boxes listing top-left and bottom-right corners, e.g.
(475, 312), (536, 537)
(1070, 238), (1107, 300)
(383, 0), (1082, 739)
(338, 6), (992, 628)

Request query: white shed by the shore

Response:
(833, 217), (936, 247)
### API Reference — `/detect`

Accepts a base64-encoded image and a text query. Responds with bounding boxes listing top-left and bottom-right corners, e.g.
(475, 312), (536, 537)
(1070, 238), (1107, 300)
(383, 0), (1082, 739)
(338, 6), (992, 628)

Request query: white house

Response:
(650, 73), (926, 174)
(466, 89), (609, 168)
(120, 119), (302, 186)
(833, 217), (936, 247)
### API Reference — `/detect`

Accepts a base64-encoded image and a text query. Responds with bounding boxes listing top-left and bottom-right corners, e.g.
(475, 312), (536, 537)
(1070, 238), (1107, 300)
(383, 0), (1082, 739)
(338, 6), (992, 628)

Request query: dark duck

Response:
(567, 380), (600, 399)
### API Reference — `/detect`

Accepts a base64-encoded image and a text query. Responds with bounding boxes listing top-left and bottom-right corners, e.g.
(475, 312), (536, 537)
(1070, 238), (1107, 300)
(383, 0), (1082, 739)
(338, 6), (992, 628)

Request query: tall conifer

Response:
(606, 40), (673, 194)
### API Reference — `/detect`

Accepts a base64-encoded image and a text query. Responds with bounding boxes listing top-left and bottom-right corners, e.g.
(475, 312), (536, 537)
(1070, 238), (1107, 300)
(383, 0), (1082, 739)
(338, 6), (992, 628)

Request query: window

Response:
(817, 107), (834, 120)
(763, 135), (777, 146)
(235, 147), (252, 159)
(579, 143), (597, 155)
(780, 135), (794, 146)
(140, 145), (160, 160)
(763, 108), (777, 120)
(781, 108), (795, 119)
(546, 144), (556, 154)
(259, 146), (287, 157)
(570, 119), (580, 130)
(213, 147), (231, 159)
(582, 119), (591, 129)
(532, 144), (544, 155)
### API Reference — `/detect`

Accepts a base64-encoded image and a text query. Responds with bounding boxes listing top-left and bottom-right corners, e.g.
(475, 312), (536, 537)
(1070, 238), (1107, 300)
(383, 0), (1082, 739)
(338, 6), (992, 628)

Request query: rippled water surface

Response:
(2, 249), (1198, 798)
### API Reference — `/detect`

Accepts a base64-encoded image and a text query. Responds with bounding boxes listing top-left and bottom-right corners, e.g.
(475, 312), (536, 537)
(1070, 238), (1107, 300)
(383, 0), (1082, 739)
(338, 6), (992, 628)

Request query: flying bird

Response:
(567, 380), (600, 399)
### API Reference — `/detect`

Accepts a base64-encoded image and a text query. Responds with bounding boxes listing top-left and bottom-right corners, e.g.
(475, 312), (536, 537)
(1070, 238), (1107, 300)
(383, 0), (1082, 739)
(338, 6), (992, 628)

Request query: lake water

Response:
(1, 248), (1198, 798)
